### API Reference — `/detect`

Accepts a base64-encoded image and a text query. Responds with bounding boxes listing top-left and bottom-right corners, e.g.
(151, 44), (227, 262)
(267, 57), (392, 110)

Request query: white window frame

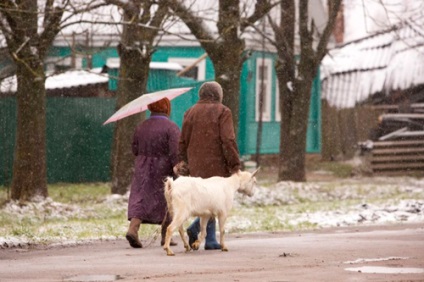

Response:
(167, 57), (206, 81)
(275, 81), (281, 121)
(255, 58), (272, 122)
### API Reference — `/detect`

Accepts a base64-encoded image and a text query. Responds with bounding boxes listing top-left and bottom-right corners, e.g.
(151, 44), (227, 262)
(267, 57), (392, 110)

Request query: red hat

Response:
(148, 97), (171, 116)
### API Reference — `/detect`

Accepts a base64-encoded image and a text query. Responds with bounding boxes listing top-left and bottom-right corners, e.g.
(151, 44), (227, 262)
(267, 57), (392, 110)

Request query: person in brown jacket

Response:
(177, 81), (241, 250)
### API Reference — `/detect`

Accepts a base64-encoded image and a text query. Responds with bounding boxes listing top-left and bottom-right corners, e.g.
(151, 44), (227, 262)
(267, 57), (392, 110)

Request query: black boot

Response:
(205, 218), (221, 250)
(186, 217), (200, 249)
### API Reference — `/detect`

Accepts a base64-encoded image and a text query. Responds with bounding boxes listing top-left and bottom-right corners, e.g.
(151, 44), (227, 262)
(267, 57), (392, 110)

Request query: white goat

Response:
(163, 168), (259, 256)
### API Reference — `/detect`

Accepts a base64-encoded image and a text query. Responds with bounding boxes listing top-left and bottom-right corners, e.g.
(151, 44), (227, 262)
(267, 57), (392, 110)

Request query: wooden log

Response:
(372, 140), (424, 147)
(382, 113), (424, 119)
(371, 154), (424, 162)
(371, 162), (424, 170)
(372, 147), (424, 155)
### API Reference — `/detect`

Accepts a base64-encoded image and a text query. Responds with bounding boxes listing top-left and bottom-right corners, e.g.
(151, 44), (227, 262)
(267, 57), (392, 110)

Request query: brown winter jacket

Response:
(178, 82), (241, 178)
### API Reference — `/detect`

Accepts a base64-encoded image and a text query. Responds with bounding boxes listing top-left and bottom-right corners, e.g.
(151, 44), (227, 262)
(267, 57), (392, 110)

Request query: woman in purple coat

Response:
(126, 98), (180, 248)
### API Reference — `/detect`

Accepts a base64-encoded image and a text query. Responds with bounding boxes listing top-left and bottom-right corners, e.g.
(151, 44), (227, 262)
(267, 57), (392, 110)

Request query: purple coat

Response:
(127, 113), (180, 224)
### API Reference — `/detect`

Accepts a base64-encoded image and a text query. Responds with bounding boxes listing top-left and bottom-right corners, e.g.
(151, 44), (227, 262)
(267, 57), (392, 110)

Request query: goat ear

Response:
(251, 167), (260, 177)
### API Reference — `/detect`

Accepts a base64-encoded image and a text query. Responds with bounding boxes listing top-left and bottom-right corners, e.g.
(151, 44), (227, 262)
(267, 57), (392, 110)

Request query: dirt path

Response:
(1, 223), (423, 282)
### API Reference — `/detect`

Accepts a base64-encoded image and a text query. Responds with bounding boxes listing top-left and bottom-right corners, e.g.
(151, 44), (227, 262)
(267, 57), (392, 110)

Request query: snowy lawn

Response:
(0, 175), (423, 248)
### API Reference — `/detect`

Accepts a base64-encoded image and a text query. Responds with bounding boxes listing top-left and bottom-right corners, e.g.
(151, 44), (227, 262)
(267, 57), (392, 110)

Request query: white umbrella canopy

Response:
(103, 87), (193, 125)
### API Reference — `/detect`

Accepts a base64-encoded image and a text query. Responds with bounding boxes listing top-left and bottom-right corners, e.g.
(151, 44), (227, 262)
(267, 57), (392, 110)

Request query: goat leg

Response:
(218, 214), (228, 251)
(178, 225), (191, 252)
(164, 224), (176, 256)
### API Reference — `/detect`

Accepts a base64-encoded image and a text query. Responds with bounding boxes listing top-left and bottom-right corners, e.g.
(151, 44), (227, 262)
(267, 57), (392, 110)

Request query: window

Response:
(168, 57), (206, 81)
(255, 58), (272, 122)
(45, 56), (83, 73)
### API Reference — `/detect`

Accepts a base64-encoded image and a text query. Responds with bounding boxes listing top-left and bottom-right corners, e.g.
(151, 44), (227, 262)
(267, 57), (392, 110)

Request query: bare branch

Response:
(60, 2), (111, 24)
(0, 17), (15, 49)
(266, 3), (295, 60)
(0, 1), (20, 43)
(298, 0), (312, 55)
(315, 0), (342, 62)
(140, 1), (152, 25)
(38, 5), (66, 58)
(163, 0), (215, 50)
(150, 2), (169, 29)
(249, 19), (278, 48)
(104, 0), (134, 11)
(59, 19), (158, 31)
(241, 0), (279, 31)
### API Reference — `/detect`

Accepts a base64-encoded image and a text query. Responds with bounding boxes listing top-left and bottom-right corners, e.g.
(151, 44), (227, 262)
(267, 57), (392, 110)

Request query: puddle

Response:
(344, 257), (409, 264)
(64, 274), (121, 282)
(345, 266), (424, 274)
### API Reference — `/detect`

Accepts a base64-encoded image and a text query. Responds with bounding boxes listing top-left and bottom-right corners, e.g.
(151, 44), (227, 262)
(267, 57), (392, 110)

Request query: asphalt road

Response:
(1, 223), (423, 282)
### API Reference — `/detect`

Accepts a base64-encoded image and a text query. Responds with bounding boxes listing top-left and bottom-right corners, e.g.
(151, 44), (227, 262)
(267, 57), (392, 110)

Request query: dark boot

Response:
(186, 217), (200, 249)
(161, 214), (177, 246)
(205, 218), (221, 250)
(126, 218), (142, 248)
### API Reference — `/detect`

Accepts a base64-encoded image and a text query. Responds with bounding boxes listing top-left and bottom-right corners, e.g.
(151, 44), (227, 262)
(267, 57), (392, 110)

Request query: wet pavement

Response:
(0, 223), (423, 282)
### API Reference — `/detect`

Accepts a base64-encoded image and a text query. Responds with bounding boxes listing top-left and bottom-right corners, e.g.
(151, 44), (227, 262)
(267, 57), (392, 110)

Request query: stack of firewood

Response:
(366, 103), (424, 175)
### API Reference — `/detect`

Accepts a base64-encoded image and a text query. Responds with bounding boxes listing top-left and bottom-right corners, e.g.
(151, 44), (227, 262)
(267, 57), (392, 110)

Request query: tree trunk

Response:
(279, 77), (313, 181)
(11, 62), (48, 201)
(275, 0), (342, 181)
(108, 1), (167, 195)
(110, 3), (154, 195)
(110, 43), (150, 195)
(213, 51), (243, 135)
(277, 0), (297, 181)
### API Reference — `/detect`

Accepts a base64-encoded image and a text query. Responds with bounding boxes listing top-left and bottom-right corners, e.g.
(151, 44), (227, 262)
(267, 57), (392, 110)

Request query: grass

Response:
(0, 183), (169, 247)
(306, 160), (354, 178)
(0, 166), (423, 247)
(48, 183), (110, 204)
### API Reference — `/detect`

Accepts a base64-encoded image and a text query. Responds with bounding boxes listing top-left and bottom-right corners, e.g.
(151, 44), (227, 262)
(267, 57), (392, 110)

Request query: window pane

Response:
(181, 66), (198, 80)
(259, 65), (268, 80)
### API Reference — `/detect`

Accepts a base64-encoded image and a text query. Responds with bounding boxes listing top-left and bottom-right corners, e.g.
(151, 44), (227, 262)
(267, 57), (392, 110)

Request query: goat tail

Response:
(164, 177), (174, 212)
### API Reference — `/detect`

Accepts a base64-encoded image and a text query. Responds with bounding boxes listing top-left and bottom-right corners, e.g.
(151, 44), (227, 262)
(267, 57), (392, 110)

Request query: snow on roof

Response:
(105, 58), (183, 71)
(0, 69), (109, 93)
(321, 10), (424, 109)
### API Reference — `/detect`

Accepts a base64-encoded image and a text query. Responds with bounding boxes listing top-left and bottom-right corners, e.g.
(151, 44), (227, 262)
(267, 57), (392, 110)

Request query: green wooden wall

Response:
(239, 51), (321, 155)
(0, 97), (115, 185)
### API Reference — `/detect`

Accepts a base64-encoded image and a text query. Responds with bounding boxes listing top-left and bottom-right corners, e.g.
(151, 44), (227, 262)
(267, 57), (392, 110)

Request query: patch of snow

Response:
(287, 200), (424, 228)
(344, 257), (409, 264)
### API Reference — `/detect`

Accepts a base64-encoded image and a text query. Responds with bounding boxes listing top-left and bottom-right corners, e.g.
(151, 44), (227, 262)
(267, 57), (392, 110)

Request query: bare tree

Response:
(105, 0), (169, 195)
(267, 0), (341, 181)
(163, 0), (275, 134)
(0, 0), (108, 202)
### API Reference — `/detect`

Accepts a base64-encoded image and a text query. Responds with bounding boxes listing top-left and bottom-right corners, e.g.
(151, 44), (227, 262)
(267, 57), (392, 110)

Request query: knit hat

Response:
(198, 81), (223, 102)
(148, 97), (171, 116)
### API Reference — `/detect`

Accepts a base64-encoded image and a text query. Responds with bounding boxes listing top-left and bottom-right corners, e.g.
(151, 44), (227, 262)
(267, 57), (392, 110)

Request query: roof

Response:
(0, 69), (109, 93)
(321, 10), (424, 109)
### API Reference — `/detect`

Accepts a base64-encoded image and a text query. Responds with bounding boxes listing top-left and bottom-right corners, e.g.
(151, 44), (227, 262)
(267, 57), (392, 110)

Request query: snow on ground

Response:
(1, 177), (423, 248)
(235, 177), (424, 228)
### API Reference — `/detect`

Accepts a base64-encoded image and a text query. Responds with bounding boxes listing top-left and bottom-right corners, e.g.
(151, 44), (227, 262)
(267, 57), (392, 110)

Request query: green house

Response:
(102, 48), (321, 156)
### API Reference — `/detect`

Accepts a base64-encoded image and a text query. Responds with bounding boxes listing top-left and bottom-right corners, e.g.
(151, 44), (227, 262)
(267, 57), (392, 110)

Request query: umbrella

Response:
(103, 87), (193, 125)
